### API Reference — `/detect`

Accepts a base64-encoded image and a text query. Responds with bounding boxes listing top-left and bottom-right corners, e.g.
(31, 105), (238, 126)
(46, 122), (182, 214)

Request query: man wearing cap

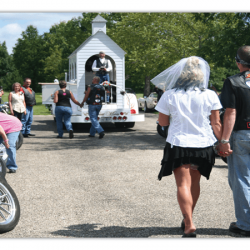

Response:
(92, 51), (112, 83)
(217, 45), (250, 236)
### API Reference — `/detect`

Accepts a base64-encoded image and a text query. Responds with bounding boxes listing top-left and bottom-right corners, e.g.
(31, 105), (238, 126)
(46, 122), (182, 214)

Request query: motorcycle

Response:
(0, 154), (20, 233)
(0, 103), (21, 233)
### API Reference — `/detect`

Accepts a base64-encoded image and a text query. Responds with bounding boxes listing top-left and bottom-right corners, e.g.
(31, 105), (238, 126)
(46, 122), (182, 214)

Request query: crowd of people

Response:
(0, 46), (250, 238)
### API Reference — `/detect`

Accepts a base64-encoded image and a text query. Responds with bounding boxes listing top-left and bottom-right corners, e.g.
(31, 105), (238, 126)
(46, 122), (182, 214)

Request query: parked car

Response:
(137, 92), (158, 112)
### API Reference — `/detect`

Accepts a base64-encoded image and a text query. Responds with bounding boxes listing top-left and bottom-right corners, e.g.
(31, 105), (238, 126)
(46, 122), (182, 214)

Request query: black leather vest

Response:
(22, 87), (36, 106)
(96, 59), (109, 76)
(228, 71), (250, 130)
(96, 59), (108, 68)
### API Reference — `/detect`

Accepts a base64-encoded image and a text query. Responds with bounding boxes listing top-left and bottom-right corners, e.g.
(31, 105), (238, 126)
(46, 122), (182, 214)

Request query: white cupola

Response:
(91, 14), (107, 35)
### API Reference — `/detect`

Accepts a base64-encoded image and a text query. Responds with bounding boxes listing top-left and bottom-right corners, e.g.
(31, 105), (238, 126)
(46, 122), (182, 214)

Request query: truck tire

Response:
(0, 177), (20, 233)
(125, 122), (135, 128)
(16, 132), (23, 150)
(0, 158), (6, 179)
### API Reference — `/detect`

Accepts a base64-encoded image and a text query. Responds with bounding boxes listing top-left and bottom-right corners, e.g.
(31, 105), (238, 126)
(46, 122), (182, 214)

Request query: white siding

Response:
(76, 32), (125, 108)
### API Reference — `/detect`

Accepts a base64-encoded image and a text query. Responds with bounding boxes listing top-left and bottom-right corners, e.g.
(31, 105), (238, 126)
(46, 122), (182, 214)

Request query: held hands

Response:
(216, 143), (233, 157)
(80, 102), (84, 108)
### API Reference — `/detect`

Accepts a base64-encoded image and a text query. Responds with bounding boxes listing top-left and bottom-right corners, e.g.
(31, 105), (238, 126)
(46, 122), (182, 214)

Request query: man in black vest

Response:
(217, 45), (250, 236)
(80, 76), (105, 139)
(20, 78), (36, 137)
(92, 51), (112, 83)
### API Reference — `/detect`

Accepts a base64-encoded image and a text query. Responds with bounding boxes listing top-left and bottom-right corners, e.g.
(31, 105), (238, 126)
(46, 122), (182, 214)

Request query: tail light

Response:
(130, 109), (136, 114)
(123, 116), (127, 120)
(118, 116), (122, 120)
(113, 116), (117, 120)
(97, 117), (100, 120)
(120, 112), (124, 115)
(85, 117), (90, 121)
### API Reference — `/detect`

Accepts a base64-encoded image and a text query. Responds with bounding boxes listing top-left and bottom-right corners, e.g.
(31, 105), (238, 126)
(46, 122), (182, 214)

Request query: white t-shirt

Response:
(92, 58), (112, 72)
(155, 88), (222, 148)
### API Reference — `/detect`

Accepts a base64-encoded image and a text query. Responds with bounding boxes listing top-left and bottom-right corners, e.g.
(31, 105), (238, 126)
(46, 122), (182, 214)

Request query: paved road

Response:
(1, 113), (239, 238)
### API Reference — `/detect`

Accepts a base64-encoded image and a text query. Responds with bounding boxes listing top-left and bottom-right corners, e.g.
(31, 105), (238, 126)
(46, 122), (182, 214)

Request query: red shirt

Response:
(20, 86), (33, 94)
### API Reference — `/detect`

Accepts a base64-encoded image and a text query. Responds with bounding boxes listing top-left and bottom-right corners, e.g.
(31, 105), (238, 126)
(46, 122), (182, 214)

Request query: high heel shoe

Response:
(181, 219), (185, 231)
(182, 231), (196, 238)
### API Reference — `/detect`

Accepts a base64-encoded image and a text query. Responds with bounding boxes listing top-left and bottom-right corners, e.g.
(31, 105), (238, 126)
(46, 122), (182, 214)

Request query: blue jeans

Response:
(55, 106), (73, 137)
(0, 131), (20, 170)
(228, 130), (250, 231)
(88, 105), (104, 136)
(21, 106), (33, 135)
(96, 73), (110, 83)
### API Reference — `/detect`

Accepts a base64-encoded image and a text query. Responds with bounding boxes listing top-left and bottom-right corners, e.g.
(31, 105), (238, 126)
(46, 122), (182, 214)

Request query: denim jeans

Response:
(88, 105), (104, 136)
(96, 73), (110, 83)
(0, 131), (20, 170)
(21, 106), (33, 135)
(228, 130), (250, 231)
(55, 106), (73, 137)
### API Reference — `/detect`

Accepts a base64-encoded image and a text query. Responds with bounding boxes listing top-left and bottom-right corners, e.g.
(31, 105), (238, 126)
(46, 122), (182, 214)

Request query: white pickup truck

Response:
(39, 81), (144, 128)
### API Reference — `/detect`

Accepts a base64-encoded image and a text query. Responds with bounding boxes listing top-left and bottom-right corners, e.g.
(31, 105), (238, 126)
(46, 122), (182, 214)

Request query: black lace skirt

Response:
(158, 142), (215, 180)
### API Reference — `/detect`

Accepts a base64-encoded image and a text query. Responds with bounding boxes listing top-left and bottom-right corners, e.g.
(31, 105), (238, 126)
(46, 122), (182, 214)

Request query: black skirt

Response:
(158, 142), (215, 180)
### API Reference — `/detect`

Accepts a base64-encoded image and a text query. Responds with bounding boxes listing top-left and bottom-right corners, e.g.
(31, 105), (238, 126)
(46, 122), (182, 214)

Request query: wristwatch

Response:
(221, 139), (230, 144)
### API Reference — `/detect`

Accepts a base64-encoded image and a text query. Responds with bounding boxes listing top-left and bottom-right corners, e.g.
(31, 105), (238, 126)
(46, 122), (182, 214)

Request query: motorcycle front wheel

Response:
(0, 177), (20, 233)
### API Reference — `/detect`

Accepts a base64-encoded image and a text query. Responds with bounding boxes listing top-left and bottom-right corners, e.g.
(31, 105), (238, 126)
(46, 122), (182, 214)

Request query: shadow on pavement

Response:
(50, 223), (233, 238)
(26, 117), (165, 152)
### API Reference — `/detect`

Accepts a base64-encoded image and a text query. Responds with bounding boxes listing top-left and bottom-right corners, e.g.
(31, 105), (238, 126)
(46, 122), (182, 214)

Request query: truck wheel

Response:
(0, 158), (6, 179)
(115, 123), (125, 128)
(16, 132), (23, 150)
(0, 177), (20, 233)
(125, 122), (135, 128)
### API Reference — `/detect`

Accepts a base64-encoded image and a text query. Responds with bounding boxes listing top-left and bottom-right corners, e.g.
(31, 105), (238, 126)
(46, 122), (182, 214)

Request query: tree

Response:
(108, 13), (210, 91)
(0, 42), (22, 90)
(13, 25), (46, 92)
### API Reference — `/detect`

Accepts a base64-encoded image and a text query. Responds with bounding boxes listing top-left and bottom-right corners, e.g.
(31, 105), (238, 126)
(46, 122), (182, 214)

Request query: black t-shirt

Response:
(56, 90), (71, 107)
(220, 71), (250, 130)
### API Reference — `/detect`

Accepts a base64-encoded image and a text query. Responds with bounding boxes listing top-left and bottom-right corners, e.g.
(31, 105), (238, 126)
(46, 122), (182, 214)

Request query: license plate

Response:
(100, 117), (112, 122)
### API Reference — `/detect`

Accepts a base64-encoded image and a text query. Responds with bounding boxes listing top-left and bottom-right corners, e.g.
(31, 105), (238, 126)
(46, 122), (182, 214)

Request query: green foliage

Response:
(13, 25), (46, 92)
(10, 12), (250, 94)
(0, 42), (23, 90)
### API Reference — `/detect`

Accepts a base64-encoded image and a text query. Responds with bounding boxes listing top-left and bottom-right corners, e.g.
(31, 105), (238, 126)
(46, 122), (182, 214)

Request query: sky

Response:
(0, 0), (246, 56)
(0, 12), (83, 54)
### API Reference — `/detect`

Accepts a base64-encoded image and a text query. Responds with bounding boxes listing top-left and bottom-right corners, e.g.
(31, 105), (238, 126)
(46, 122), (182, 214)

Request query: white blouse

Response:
(155, 88), (222, 148)
(11, 91), (26, 113)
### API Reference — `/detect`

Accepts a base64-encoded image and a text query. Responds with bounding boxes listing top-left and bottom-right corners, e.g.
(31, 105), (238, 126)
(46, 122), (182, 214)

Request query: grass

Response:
(0, 91), (153, 115)
(1, 92), (51, 115)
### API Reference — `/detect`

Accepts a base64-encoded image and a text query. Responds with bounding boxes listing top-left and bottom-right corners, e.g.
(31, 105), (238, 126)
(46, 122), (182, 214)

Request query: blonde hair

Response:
(12, 82), (21, 91)
(174, 57), (204, 91)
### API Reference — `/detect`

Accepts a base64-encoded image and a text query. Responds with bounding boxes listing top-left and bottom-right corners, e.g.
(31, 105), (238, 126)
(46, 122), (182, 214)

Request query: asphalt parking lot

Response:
(1, 112), (239, 238)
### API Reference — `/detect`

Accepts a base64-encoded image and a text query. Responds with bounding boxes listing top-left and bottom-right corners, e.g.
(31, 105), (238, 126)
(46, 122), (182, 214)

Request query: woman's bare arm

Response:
(210, 110), (222, 141)
(70, 92), (81, 106)
(53, 91), (58, 103)
(158, 112), (170, 126)
(8, 92), (14, 115)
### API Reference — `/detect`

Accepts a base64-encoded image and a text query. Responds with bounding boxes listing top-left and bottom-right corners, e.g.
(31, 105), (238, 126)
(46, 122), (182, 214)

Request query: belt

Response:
(92, 103), (101, 105)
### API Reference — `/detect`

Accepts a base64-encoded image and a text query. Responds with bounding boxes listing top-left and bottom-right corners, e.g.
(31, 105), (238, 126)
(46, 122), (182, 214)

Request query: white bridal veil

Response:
(151, 56), (210, 91)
